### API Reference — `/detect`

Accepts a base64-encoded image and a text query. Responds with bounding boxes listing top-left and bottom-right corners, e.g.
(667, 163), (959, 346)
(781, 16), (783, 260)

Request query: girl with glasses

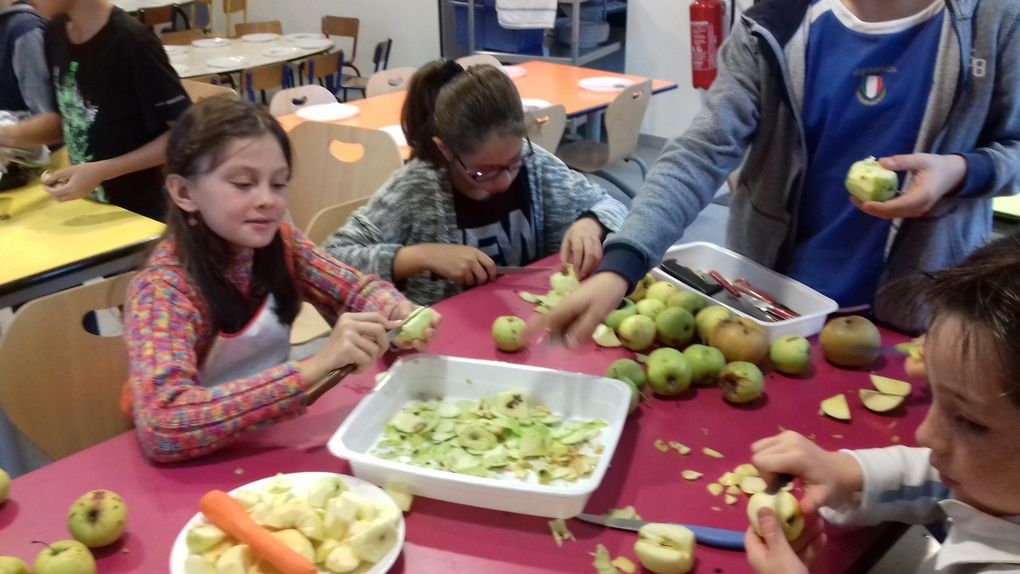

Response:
(323, 59), (628, 306)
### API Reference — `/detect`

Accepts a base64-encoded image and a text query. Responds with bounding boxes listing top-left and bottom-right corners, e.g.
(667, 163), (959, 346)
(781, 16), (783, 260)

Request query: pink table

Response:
(0, 258), (926, 573)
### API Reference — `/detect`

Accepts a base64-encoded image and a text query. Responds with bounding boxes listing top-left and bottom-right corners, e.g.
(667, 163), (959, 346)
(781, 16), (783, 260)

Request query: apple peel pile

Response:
(371, 391), (607, 484)
(517, 265), (579, 314)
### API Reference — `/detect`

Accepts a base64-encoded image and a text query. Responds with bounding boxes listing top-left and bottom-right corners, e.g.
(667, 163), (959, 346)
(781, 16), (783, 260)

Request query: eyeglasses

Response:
(454, 138), (535, 183)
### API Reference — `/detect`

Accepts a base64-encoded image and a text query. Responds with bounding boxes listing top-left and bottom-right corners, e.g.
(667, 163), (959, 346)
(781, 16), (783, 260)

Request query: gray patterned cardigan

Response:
(322, 145), (628, 305)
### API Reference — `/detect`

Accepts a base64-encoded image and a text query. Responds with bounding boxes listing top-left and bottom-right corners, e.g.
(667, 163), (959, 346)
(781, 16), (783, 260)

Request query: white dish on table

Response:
(327, 354), (631, 519)
(171, 63), (190, 77)
(296, 103), (360, 122)
(241, 33), (280, 43)
(577, 76), (634, 92)
(292, 38), (334, 51)
(206, 56), (249, 69)
(521, 98), (551, 112)
(501, 65), (527, 79)
(285, 32), (326, 42)
(192, 37), (230, 49)
(167, 471), (404, 574)
(164, 45), (188, 57)
(262, 46), (300, 58)
(650, 241), (838, 341)
(378, 125), (407, 147)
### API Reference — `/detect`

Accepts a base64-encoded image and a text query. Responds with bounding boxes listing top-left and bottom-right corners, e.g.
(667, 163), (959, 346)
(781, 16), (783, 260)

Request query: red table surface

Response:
(0, 257), (927, 573)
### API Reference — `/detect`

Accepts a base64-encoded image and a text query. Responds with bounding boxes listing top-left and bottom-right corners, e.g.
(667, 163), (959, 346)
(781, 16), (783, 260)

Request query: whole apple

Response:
(617, 314), (657, 351)
(655, 307), (696, 348)
(0, 467), (9, 504)
(718, 361), (764, 403)
(747, 491), (805, 542)
(604, 299), (637, 330)
(667, 291), (707, 315)
(34, 540), (95, 574)
(636, 298), (666, 319)
(67, 489), (127, 548)
(605, 359), (647, 413)
(682, 344), (727, 386)
(645, 281), (680, 303)
(695, 305), (731, 343)
(491, 315), (526, 352)
(768, 335), (812, 375)
(626, 273), (656, 302)
(646, 348), (693, 396)
(709, 317), (769, 364)
(819, 315), (882, 368)
(0, 556), (30, 574)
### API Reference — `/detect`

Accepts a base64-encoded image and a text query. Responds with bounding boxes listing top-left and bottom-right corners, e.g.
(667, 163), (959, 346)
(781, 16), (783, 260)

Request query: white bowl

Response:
(205, 56), (248, 69)
(327, 354), (631, 519)
(241, 33), (280, 43)
(262, 46), (300, 58)
(285, 32), (326, 42)
(295, 103), (359, 122)
(521, 98), (551, 112)
(578, 76), (634, 92)
(292, 38), (333, 51)
(501, 65), (527, 79)
(192, 37), (229, 49)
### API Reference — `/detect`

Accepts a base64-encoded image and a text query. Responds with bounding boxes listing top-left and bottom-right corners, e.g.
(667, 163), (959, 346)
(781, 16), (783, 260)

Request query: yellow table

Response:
(0, 182), (165, 308)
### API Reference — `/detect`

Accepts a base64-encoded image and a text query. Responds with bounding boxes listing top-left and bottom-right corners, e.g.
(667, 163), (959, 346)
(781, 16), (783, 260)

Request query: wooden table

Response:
(0, 256), (927, 573)
(166, 34), (334, 79)
(0, 182), (165, 308)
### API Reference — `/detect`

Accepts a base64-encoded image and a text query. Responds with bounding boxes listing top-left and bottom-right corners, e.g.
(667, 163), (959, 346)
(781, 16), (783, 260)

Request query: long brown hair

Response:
(401, 59), (526, 165)
(165, 96), (299, 333)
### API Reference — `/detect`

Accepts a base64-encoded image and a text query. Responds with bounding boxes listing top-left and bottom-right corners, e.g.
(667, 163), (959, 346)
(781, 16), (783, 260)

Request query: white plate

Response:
(262, 46), (300, 58)
(241, 33), (280, 43)
(379, 125), (407, 147)
(285, 32), (326, 42)
(501, 65), (527, 79)
(192, 37), (230, 49)
(205, 56), (249, 69)
(578, 76), (635, 92)
(164, 45), (188, 57)
(168, 472), (405, 574)
(171, 63), (190, 77)
(295, 102), (360, 122)
(292, 38), (334, 51)
(521, 98), (551, 112)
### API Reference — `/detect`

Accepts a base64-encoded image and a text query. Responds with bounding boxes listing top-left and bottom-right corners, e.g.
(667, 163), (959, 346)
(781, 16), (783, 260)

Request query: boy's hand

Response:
(524, 271), (628, 349)
(750, 431), (863, 514)
(745, 507), (827, 574)
(560, 217), (605, 278)
(43, 162), (108, 202)
(853, 153), (967, 220)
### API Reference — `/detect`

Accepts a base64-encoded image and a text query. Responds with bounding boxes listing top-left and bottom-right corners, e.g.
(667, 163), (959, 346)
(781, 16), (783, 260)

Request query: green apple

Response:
(845, 156), (898, 203)
(604, 299), (637, 330)
(617, 314), (656, 351)
(397, 307), (440, 345)
(550, 264), (579, 294)
(709, 317), (769, 364)
(633, 523), (694, 574)
(491, 315), (526, 352)
(667, 291), (707, 315)
(0, 468), (8, 504)
(819, 315), (881, 368)
(645, 281), (680, 303)
(747, 491), (805, 541)
(636, 298), (666, 319)
(33, 540), (95, 574)
(655, 307), (696, 348)
(646, 348), (693, 396)
(605, 359), (647, 413)
(0, 557), (30, 574)
(67, 489), (127, 548)
(768, 335), (812, 375)
(695, 305), (731, 343)
(682, 344), (727, 386)
(718, 361), (764, 403)
(626, 274), (656, 303)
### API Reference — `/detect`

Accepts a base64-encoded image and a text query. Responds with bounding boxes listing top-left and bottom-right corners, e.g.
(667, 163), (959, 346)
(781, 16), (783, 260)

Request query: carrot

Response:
(199, 490), (317, 574)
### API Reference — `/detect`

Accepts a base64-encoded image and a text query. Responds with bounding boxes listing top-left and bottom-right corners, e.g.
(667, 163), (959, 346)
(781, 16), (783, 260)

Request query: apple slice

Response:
(592, 324), (623, 347)
(869, 374), (911, 397)
(633, 523), (695, 574)
(820, 394), (851, 421)
(859, 389), (905, 413)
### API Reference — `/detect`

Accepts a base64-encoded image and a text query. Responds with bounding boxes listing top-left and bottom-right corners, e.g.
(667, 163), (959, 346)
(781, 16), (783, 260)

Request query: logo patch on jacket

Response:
(857, 74), (887, 105)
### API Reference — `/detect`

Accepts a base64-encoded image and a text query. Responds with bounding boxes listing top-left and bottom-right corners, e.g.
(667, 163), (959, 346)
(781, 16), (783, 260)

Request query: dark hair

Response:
(925, 233), (1020, 407)
(401, 59), (527, 165)
(165, 95), (299, 333)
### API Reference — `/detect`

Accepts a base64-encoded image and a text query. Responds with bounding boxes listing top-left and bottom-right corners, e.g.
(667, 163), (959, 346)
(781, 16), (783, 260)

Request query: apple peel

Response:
(680, 470), (703, 481)
(702, 447), (724, 459)
(548, 518), (576, 547)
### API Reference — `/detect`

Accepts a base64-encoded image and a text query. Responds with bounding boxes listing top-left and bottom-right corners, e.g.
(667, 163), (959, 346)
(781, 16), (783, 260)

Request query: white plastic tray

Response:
(652, 242), (837, 341)
(327, 355), (631, 518)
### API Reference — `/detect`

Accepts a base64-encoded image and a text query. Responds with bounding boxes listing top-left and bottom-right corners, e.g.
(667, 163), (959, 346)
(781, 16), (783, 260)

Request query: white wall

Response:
(214, 0), (442, 73)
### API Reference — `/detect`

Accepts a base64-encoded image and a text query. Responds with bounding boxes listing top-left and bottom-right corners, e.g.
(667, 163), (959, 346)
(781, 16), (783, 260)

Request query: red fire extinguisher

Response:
(690, 0), (725, 89)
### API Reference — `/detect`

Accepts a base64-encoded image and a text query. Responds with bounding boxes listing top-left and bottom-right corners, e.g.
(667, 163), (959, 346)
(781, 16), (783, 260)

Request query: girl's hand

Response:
(387, 302), (441, 351)
(745, 507), (827, 574)
(560, 217), (605, 278)
(319, 312), (397, 374)
(854, 153), (967, 220)
(43, 162), (108, 202)
(420, 244), (497, 287)
(750, 431), (863, 514)
(525, 271), (628, 349)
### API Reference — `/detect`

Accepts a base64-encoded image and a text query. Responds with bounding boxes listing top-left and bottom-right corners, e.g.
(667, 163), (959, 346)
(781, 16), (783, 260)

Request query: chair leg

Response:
(593, 169), (640, 199)
(626, 156), (649, 179)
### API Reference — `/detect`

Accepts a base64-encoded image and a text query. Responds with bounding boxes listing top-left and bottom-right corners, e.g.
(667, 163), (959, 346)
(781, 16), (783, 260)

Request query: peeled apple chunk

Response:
(845, 156), (898, 202)
(869, 374), (912, 397)
(747, 491), (805, 541)
(633, 523), (695, 574)
(820, 393), (851, 421)
(859, 389), (906, 413)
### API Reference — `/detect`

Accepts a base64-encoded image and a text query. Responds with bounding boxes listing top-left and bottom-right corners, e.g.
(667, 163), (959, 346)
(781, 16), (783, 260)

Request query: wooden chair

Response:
(243, 63), (291, 105)
(340, 38), (392, 100)
(223, 0), (247, 38)
(365, 66), (416, 98)
(555, 80), (652, 198)
(287, 122), (401, 231)
(321, 15), (360, 75)
(269, 85), (336, 116)
(182, 78), (238, 102)
(161, 28), (205, 46)
(455, 53), (502, 69)
(0, 274), (134, 461)
(233, 20), (282, 38)
(526, 104), (567, 154)
(303, 51), (343, 95)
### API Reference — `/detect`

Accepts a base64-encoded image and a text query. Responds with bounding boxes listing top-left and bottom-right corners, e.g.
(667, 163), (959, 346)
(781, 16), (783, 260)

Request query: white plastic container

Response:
(652, 242), (838, 341)
(327, 354), (631, 518)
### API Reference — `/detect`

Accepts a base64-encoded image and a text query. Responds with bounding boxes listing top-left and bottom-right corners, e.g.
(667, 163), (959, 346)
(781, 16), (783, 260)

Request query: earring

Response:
(187, 213), (198, 226)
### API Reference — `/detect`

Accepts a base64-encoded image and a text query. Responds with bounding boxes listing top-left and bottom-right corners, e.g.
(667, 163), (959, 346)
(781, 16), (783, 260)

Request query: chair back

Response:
(369, 38), (393, 73)
(304, 196), (371, 244)
(321, 16), (359, 62)
(269, 85), (336, 117)
(604, 80), (651, 166)
(305, 50), (343, 92)
(525, 104), (567, 154)
(365, 66), (416, 98)
(243, 64), (289, 104)
(161, 28), (205, 45)
(182, 78), (238, 102)
(0, 274), (134, 461)
(456, 54), (502, 69)
(234, 20), (282, 38)
(287, 122), (402, 230)
(139, 5), (175, 27)
(223, 0), (247, 37)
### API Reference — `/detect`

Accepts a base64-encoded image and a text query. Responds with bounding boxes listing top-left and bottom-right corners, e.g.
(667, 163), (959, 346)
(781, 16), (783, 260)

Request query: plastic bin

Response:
(452, 0), (545, 54)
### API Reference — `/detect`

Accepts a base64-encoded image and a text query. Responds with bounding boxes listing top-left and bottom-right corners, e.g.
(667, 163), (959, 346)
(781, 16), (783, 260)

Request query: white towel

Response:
(495, 0), (557, 29)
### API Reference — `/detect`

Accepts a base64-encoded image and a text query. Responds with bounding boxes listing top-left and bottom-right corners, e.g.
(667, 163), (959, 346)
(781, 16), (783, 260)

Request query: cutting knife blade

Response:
(575, 513), (745, 550)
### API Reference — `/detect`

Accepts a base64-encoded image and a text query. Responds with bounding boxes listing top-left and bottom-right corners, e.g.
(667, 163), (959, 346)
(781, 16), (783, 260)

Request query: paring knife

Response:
(575, 513), (745, 550)
(496, 266), (557, 275)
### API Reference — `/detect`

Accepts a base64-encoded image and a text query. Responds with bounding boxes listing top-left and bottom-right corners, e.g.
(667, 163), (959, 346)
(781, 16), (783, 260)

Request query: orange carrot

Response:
(199, 490), (317, 574)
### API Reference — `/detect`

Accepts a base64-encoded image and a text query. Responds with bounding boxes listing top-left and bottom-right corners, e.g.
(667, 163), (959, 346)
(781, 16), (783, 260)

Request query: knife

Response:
(708, 271), (776, 323)
(575, 513), (745, 550)
(496, 266), (557, 275)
